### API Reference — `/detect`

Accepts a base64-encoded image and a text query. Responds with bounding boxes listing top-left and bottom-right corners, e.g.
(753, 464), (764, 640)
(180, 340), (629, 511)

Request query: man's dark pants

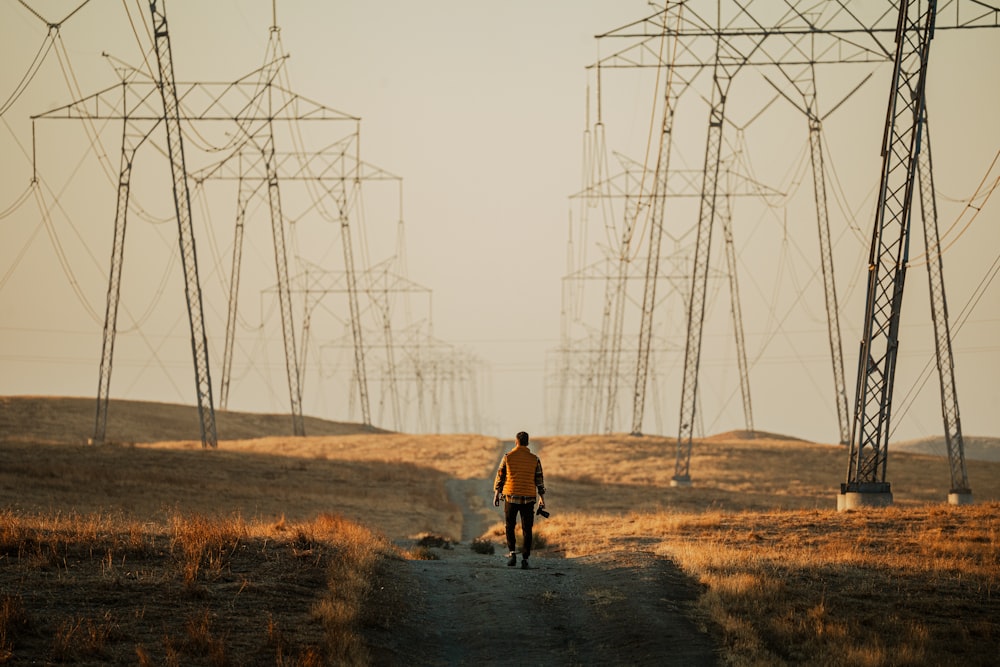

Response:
(504, 501), (535, 557)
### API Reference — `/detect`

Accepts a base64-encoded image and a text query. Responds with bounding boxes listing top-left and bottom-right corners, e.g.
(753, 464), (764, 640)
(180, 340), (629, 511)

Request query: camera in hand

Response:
(536, 506), (550, 518)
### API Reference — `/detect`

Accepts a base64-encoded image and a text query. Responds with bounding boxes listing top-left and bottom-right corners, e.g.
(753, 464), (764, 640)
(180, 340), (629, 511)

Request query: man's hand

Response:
(538, 496), (545, 508)
(493, 491), (500, 507)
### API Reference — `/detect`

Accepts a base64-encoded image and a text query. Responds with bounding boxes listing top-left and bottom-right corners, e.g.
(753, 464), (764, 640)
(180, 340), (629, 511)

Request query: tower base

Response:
(670, 474), (692, 488)
(836, 482), (892, 511)
(948, 491), (974, 506)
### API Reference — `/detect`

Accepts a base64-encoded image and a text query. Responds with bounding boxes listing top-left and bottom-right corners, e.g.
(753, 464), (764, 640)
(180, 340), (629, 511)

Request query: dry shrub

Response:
(50, 612), (120, 662)
(169, 513), (248, 586)
(265, 613), (290, 658)
(470, 537), (495, 554)
(523, 473), (1000, 666)
(0, 509), (154, 573)
(414, 532), (453, 549)
(0, 507), (404, 665)
(281, 645), (325, 667)
(542, 501), (999, 666)
(302, 514), (396, 665)
(0, 594), (29, 660)
(406, 546), (439, 561)
(267, 616), (328, 667)
(183, 609), (228, 666)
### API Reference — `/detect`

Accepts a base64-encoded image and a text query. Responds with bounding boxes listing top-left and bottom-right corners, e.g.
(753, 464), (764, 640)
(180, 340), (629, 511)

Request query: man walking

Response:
(493, 431), (546, 569)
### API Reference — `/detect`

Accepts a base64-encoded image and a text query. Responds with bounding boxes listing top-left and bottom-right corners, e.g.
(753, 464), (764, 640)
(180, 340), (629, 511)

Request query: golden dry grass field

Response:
(1, 396), (998, 665)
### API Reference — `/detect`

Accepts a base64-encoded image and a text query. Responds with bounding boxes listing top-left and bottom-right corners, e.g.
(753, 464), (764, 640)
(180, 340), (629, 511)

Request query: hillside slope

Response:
(0, 395), (384, 444)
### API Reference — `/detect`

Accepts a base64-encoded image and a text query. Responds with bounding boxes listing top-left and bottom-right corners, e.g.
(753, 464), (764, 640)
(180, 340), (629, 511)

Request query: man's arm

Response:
(535, 458), (546, 506)
(493, 457), (507, 507)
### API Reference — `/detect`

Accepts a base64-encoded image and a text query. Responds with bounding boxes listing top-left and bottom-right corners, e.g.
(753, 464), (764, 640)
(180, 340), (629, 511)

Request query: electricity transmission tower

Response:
(838, 0), (939, 510)
(35, 0), (223, 446)
(33, 14), (368, 441)
(149, 0), (217, 447)
(287, 257), (432, 434)
(555, 154), (780, 436)
(19, 3), (492, 438)
(572, 0), (997, 492)
(915, 107), (972, 505)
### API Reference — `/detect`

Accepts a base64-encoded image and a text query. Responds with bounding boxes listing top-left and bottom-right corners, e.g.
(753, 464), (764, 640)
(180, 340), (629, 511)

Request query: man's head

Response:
(515, 431), (529, 447)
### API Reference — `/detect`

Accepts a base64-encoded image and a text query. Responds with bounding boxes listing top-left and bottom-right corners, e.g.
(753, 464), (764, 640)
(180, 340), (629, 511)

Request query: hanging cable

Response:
(31, 180), (101, 323)
(115, 239), (179, 334)
(823, 130), (877, 247)
(890, 247), (1000, 438)
(906, 146), (1000, 267)
(0, 182), (35, 220)
(121, 0), (156, 80)
(0, 218), (44, 292)
(0, 27), (57, 117)
(51, 32), (117, 187)
(16, 0), (94, 27)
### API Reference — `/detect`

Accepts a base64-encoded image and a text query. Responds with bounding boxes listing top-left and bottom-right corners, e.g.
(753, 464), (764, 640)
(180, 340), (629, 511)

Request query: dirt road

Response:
(368, 443), (721, 665)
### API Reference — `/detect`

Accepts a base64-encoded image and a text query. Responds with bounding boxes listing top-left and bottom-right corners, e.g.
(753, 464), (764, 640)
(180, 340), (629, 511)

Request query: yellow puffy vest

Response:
(502, 446), (539, 498)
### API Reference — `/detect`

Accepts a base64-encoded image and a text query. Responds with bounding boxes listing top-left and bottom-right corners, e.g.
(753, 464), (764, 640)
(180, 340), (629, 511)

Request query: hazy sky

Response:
(1, 1), (998, 446)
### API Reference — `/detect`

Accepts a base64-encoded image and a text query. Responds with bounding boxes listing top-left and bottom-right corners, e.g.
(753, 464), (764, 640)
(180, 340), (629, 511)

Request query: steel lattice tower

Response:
(149, 0), (217, 448)
(93, 110), (155, 445)
(32, 23), (389, 439)
(566, 1), (997, 495)
(839, 0), (938, 509)
(915, 107), (972, 504)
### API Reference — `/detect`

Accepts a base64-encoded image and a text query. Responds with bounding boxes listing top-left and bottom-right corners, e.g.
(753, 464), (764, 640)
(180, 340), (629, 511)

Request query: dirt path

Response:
(369, 443), (722, 665)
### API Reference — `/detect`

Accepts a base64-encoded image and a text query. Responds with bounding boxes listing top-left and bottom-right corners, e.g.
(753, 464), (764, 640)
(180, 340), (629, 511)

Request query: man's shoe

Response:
(521, 559), (531, 570)
(507, 553), (517, 567)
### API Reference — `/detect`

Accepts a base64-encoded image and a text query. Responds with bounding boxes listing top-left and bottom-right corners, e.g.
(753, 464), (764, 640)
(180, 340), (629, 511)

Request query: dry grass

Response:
(3, 398), (999, 665)
(0, 397), (500, 664)
(531, 433), (1000, 666)
(540, 432), (1000, 511)
(0, 509), (400, 665)
(0, 434), (499, 542)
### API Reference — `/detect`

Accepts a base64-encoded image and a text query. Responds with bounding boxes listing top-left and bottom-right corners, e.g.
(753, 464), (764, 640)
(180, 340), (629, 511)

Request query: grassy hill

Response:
(0, 395), (385, 446)
(1, 396), (998, 665)
(894, 434), (1000, 462)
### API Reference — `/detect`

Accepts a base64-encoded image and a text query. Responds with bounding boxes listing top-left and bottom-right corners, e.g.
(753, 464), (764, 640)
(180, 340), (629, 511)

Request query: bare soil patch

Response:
(369, 440), (722, 665)
(370, 544), (719, 666)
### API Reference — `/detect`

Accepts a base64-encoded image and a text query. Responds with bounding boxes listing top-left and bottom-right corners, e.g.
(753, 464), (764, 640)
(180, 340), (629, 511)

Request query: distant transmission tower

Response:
(576, 0), (997, 494)
(34, 15), (366, 441)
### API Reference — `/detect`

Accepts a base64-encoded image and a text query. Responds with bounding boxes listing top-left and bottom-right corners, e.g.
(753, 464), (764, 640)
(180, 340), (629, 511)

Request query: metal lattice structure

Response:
(765, 62), (853, 445)
(915, 107), (972, 503)
(839, 0), (939, 508)
(556, 0), (996, 495)
(149, 0), (217, 448)
(555, 154), (780, 438)
(34, 63), (358, 441)
(632, 3), (688, 437)
(29, 6), (490, 439)
(672, 25), (750, 484)
(93, 113), (156, 444)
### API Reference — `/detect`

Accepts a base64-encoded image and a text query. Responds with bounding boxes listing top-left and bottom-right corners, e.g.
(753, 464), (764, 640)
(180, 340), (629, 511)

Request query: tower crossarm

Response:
(590, 0), (997, 70)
